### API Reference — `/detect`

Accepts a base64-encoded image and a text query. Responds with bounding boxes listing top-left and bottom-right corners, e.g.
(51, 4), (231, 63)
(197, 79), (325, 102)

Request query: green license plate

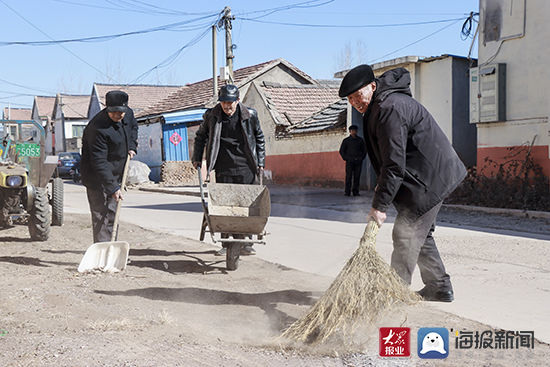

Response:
(15, 143), (41, 157)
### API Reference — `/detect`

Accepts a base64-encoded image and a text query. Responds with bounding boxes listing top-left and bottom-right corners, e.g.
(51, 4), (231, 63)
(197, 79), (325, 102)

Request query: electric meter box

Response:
(469, 63), (506, 123)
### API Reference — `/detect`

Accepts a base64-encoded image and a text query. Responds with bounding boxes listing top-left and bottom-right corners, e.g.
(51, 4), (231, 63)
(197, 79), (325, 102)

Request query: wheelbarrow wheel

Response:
(226, 243), (241, 271)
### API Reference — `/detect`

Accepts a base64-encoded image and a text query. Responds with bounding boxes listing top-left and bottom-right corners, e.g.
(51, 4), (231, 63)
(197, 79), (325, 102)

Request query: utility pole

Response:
(222, 6), (235, 83)
(212, 25), (218, 99)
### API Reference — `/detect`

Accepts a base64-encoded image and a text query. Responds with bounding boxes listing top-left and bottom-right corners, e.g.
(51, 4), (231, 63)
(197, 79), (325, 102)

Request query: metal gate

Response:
(162, 123), (188, 161)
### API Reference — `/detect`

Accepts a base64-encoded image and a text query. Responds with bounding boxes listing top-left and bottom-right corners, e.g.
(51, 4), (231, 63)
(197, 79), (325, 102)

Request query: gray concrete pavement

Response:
(63, 181), (550, 344)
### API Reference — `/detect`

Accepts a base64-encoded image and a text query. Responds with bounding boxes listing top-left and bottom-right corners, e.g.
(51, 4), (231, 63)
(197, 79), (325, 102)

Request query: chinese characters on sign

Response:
(379, 327), (410, 357)
(455, 330), (535, 349)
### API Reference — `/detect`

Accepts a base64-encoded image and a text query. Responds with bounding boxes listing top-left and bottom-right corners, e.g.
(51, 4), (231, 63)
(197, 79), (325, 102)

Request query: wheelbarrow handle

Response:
(197, 165), (207, 208)
(197, 166), (216, 243)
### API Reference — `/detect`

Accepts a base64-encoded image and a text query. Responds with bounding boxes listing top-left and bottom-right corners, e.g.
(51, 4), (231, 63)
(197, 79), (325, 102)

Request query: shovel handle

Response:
(111, 154), (131, 242)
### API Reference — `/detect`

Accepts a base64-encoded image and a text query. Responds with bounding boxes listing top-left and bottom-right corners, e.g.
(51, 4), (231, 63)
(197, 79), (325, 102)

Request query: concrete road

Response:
(63, 181), (550, 344)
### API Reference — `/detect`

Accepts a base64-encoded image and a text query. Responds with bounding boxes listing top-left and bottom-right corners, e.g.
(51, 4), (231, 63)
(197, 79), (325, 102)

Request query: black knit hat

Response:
(105, 90), (129, 112)
(338, 64), (375, 98)
(218, 84), (239, 102)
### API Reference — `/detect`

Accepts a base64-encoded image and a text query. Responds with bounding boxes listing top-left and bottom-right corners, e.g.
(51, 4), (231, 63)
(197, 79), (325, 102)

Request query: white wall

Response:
(478, 0), (550, 153)
(417, 58), (453, 141)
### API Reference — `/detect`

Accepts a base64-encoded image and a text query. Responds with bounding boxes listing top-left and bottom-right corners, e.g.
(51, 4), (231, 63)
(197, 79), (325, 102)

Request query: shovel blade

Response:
(78, 241), (130, 273)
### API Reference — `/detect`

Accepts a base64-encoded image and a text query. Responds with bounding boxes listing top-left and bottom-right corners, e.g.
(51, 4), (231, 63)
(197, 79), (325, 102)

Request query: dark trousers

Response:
(86, 188), (117, 243)
(215, 169), (256, 184)
(391, 202), (452, 291)
(216, 170), (255, 247)
(345, 160), (362, 195)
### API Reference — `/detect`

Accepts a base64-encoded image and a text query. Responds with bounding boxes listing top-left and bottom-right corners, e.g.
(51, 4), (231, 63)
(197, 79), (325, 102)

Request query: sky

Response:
(0, 0), (479, 111)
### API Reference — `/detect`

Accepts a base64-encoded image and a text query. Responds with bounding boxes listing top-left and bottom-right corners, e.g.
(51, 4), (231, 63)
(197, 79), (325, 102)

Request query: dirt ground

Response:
(1, 214), (549, 366)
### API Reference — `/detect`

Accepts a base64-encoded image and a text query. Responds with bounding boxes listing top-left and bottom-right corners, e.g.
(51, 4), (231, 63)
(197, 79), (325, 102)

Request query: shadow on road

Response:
(128, 248), (216, 257)
(42, 249), (83, 255)
(125, 202), (202, 212)
(0, 256), (76, 267)
(95, 286), (316, 332)
(0, 236), (34, 243)
(129, 259), (226, 274)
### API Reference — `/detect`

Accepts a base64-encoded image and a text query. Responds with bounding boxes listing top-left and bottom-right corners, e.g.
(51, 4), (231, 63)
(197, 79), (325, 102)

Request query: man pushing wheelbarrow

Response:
(192, 84), (267, 270)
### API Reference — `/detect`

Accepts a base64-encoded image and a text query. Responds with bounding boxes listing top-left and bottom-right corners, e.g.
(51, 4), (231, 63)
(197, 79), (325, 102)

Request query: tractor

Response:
(0, 119), (63, 241)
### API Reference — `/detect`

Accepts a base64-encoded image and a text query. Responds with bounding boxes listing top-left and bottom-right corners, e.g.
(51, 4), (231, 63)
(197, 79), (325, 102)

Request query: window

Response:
(72, 125), (86, 138)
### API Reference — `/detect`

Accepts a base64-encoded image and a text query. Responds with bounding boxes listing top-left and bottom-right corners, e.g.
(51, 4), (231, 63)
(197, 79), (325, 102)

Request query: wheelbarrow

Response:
(198, 170), (270, 271)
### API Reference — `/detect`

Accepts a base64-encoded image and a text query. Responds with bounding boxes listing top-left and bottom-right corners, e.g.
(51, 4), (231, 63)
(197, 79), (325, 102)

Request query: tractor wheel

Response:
(28, 187), (51, 241)
(51, 177), (64, 226)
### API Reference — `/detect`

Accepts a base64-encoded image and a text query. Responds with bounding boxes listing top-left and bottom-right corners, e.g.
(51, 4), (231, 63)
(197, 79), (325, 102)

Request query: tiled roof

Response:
(260, 82), (340, 126)
(58, 94), (89, 119)
(286, 98), (347, 135)
(2, 107), (32, 120)
(34, 96), (56, 119)
(94, 83), (183, 115)
(317, 79), (341, 87)
(137, 58), (316, 118)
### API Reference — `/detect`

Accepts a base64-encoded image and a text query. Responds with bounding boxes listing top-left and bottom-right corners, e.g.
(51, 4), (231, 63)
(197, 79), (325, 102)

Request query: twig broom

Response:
(281, 220), (420, 344)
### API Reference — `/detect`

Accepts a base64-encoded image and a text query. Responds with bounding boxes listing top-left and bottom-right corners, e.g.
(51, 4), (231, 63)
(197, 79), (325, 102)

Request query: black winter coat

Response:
(363, 68), (466, 217)
(339, 135), (367, 162)
(81, 108), (138, 194)
(192, 103), (266, 176)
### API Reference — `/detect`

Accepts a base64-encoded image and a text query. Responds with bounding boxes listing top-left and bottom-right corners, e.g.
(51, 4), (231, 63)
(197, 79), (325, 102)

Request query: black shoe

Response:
(353, 193), (360, 196)
(344, 193), (351, 197)
(417, 286), (454, 302)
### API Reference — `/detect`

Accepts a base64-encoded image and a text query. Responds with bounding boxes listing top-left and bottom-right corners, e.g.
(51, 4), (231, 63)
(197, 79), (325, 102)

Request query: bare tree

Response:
(100, 55), (126, 84)
(334, 40), (369, 73)
(154, 68), (180, 86)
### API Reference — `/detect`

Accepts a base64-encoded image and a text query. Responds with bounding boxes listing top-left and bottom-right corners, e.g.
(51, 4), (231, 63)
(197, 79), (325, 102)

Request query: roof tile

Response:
(2, 107), (32, 120)
(95, 84), (183, 115)
(260, 82), (340, 126)
(137, 58), (316, 118)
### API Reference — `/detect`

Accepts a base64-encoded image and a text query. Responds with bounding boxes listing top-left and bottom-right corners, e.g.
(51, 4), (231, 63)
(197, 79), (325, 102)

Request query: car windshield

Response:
(59, 153), (80, 160)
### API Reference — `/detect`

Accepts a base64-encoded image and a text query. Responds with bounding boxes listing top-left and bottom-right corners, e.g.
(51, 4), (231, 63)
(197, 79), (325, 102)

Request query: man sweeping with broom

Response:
(282, 65), (466, 345)
(339, 64), (467, 302)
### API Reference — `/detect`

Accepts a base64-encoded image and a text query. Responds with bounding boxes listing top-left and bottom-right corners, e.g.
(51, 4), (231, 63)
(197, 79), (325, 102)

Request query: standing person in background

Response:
(339, 124), (367, 196)
(192, 84), (265, 256)
(81, 90), (138, 243)
(339, 64), (466, 302)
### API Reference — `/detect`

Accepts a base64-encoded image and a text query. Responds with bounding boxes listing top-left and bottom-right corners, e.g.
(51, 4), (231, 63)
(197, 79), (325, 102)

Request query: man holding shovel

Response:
(338, 65), (466, 302)
(81, 90), (138, 243)
(192, 84), (266, 256)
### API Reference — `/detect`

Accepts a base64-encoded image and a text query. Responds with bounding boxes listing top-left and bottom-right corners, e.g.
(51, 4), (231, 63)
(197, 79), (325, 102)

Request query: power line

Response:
(236, 0), (334, 20)
(0, 77), (58, 94)
(0, 13), (219, 46)
(239, 16), (466, 28)
(368, 19), (463, 63)
(130, 25), (213, 84)
(0, 0), (116, 83)
(50, 0), (216, 16)
(123, 0), (216, 16)
(0, 90), (39, 98)
(0, 101), (32, 107)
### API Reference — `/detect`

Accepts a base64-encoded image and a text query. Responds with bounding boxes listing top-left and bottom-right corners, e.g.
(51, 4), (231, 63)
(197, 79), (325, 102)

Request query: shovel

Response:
(78, 155), (131, 273)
